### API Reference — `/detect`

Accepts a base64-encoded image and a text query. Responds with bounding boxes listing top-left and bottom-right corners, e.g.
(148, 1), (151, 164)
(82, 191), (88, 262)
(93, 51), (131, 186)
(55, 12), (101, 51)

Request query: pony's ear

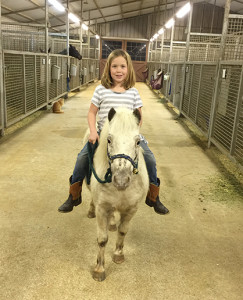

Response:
(108, 108), (116, 122)
(133, 109), (141, 125)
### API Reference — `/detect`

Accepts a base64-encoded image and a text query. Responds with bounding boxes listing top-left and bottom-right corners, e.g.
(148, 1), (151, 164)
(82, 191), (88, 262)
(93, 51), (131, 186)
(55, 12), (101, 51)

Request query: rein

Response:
(87, 141), (139, 185)
(87, 141), (112, 184)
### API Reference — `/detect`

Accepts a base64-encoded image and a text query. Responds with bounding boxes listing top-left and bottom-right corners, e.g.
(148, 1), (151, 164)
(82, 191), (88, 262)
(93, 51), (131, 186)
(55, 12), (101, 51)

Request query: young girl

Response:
(58, 49), (169, 215)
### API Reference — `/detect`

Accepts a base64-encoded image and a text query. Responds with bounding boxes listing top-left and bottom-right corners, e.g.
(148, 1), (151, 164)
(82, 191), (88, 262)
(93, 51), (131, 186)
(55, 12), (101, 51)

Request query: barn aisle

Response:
(0, 82), (242, 300)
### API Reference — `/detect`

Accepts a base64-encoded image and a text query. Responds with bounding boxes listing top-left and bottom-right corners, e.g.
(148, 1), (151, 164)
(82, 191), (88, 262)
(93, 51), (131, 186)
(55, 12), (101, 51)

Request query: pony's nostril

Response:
(113, 174), (131, 190)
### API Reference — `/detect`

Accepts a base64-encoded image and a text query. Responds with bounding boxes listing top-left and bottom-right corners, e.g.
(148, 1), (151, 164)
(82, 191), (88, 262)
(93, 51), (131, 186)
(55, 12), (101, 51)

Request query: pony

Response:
(87, 107), (149, 281)
(59, 44), (82, 60)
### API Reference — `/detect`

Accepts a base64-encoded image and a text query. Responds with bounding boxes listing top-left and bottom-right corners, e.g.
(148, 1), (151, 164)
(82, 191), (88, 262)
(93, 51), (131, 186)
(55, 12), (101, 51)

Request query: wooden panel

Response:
(133, 62), (147, 82)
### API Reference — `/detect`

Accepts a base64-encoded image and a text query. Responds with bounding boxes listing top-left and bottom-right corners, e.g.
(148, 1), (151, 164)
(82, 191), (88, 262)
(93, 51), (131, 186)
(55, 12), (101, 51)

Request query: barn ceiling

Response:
(1, 0), (243, 32)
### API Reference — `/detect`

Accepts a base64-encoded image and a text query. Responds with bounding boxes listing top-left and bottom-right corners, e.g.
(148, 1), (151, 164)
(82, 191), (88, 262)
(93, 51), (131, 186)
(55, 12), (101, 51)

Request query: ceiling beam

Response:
(2, 0), (175, 16)
(1, 4), (40, 23)
(93, 0), (106, 23)
(24, 0), (183, 25)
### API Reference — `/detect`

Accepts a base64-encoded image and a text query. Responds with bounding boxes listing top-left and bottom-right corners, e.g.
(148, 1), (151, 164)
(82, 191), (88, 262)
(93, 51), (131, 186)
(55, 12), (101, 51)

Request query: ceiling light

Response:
(158, 28), (164, 35)
(82, 23), (88, 30)
(95, 35), (100, 39)
(153, 33), (159, 39)
(68, 13), (80, 23)
(176, 3), (191, 18)
(48, 0), (65, 12)
(165, 18), (175, 29)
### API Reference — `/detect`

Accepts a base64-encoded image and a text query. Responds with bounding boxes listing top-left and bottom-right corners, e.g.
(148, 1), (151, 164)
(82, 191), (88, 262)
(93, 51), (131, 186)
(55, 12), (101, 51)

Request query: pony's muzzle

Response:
(112, 172), (131, 190)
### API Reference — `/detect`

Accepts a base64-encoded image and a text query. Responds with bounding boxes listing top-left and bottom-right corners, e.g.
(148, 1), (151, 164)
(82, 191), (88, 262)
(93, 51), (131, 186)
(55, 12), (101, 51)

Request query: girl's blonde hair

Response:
(101, 49), (136, 90)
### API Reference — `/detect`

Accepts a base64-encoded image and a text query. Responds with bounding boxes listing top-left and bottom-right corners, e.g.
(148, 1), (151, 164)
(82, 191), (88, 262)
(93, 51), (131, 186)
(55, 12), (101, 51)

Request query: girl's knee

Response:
(143, 152), (156, 166)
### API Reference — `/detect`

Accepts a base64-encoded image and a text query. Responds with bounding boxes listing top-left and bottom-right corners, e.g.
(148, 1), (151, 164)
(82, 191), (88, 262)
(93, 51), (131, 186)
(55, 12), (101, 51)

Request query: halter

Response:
(107, 150), (139, 175)
(87, 141), (139, 186)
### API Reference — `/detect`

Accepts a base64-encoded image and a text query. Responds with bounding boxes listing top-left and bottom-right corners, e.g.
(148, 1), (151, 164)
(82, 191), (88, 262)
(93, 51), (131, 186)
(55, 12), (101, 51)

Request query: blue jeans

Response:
(71, 139), (157, 186)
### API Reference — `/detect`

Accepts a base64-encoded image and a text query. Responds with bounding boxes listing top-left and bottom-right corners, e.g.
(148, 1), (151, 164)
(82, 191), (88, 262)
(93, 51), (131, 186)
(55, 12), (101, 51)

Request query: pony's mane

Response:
(94, 108), (139, 168)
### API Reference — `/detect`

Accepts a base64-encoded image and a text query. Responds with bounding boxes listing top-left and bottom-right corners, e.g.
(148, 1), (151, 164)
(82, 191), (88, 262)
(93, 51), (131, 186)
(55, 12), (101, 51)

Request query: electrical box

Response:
(52, 65), (60, 80)
(70, 64), (77, 76)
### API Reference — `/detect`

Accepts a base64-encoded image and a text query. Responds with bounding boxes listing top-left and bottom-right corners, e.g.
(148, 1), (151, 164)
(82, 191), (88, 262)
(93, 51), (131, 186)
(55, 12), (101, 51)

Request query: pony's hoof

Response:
(93, 270), (106, 281)
(109, 224), (117, 231)
(87, 211), (96, 218)
(113, 254), (125, 264)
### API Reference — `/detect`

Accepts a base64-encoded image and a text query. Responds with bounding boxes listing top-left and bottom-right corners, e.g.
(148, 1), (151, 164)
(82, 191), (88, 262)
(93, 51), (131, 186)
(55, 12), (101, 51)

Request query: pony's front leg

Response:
(93, 205), (110, 281)
(87, 199), (96, 218)
(108, 211), (117, 231)
(113, 208), (137, 264)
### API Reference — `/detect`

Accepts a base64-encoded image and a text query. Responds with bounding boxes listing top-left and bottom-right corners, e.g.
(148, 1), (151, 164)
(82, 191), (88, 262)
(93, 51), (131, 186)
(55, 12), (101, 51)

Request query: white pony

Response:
(87, 107), (149, 281)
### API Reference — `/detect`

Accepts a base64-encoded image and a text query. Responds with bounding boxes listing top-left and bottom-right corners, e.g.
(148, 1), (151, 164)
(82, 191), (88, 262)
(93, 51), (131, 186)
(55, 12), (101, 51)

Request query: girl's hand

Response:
(88, 131), (99, 144)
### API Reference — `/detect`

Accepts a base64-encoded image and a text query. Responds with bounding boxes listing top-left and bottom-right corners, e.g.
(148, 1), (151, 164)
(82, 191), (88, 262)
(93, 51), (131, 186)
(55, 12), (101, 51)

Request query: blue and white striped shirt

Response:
(91, 84), (143, 131)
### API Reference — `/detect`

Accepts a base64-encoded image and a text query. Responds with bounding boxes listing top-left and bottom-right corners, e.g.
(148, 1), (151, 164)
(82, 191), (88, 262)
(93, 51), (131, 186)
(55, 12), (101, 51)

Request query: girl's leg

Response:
(140, 139), (169, 215)
(71, 142), (89, 184)
(58, 142), (90, 213)
(139, 140), (158, 185)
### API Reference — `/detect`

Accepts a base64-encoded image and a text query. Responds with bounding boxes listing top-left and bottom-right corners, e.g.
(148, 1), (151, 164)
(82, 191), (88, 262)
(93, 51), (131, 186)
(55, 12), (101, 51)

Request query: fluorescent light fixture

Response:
(176, 3), (191, 18)
(68, 13), (80, 23)
(153, 33), (159, 39)
(165, 18), (175, 29)
(158, 28), (164, 35)
(150, 38), (154, 42)
(48, 0), (65, 12)
(95, 35), (100, 39)
(82, 23), (88, 30)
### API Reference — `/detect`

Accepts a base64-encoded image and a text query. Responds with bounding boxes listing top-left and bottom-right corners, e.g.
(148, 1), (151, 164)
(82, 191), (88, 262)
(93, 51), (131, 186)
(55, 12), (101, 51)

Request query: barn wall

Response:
(97, 3), (224, 41)
(147, 4), (243, 170)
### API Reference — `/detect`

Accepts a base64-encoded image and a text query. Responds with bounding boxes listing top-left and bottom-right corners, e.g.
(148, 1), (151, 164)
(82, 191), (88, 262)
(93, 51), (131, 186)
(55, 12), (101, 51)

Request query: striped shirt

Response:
(91, 84), (143, 131)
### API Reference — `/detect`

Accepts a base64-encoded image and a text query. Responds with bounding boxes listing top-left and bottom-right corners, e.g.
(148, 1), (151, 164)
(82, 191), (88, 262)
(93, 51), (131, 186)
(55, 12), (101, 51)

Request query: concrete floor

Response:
(0, 82), (242, 300)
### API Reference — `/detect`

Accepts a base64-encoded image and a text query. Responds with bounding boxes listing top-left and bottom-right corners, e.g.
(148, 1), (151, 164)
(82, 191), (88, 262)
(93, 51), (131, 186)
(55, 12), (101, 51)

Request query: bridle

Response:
(87, 140), (139, 185)
(107, 148), (139, 175)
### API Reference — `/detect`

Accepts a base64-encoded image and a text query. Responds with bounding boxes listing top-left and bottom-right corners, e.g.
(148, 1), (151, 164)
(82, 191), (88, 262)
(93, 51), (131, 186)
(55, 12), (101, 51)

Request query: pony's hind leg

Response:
(113, 208), (137, 264)
(93, 206), (109, 281)
(87, 199), (96, 218)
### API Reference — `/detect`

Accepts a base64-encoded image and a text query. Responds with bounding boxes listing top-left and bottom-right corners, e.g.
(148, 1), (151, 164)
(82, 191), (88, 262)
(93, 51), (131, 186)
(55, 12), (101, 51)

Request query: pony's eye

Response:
(136, 140), (140, 146)
(107, 138), (111, 144)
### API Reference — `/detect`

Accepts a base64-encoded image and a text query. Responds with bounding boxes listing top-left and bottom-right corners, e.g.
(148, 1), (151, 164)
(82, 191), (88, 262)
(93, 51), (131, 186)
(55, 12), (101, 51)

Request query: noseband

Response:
(87, 141), (139, 185)
(107, 151), (139, 174)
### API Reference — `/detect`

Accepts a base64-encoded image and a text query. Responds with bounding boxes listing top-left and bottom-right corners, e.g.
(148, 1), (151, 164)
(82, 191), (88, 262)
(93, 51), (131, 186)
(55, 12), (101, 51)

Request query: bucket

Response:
(52, 65), (60, 80)
(70, 64), (77, 76)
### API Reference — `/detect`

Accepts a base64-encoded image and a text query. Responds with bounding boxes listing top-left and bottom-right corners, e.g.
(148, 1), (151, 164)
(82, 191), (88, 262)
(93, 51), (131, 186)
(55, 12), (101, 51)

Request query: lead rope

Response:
(87, 141), (112, 185)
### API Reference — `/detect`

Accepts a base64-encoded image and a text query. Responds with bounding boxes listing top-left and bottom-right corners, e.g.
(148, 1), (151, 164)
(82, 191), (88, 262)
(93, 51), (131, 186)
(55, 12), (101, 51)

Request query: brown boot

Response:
(58, 178), (82, 213)
(145, 178), (169, 215)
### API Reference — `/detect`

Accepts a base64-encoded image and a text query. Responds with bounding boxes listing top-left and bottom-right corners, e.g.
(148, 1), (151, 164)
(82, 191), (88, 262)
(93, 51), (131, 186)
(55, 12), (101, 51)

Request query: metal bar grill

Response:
(212, 64), (242, 151)
(49, 55), (58, 101)
(1, 24), (45, 53)
(197, 65), (217, 133)
(223, 17), (243, 61)
(182, 64), (193, 114)
(234, 95), (243, 164)
(69, 58), (81, 91)
(168, 64), (183, 107)
(188, 34), (221, 62)
(61, 57), (68, 95)
(36, 55), (47, 107)
(188, 65), (201, 122)
(171, 42), (186, 62)
(4, 53), (25, 124)
(25, 55), (36, 112)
